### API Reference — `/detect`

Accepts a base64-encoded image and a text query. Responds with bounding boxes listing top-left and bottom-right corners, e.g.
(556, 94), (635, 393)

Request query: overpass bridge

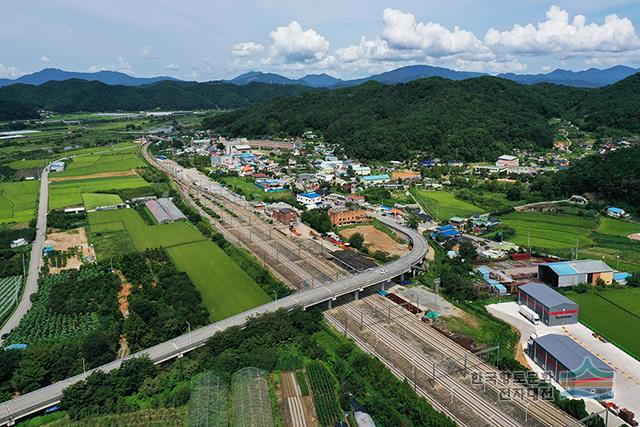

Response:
(1, 216), (427, 426)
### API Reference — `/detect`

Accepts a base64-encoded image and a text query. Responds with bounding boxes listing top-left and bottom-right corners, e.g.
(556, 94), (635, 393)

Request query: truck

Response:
(519, 304), (540, 325)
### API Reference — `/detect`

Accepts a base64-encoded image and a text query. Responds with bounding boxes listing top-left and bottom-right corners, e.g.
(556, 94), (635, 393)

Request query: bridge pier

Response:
(354, 289), (359, 300)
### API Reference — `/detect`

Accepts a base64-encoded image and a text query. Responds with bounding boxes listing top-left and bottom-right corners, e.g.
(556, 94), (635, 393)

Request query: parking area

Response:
(488, 301), (640, 419)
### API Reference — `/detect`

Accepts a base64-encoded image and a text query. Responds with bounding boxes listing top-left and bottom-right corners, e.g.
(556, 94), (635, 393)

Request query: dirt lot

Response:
(45, 227), (96, 273)
(629, 233), (640, 241)
(341, 225), (409, 256)
(391, 170), (420, 180)
(277, 371), (319, 427)
(48, 169), (138, 182)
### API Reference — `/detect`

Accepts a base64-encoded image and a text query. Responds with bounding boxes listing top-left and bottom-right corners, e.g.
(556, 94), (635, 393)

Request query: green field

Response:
(410, 189), (483, 221)
(0, 275), (22, 320)
(88, 208), (269, 321)
(81, 193), (124, 210)
(49, 175), (148, 209)
(56, 150), (145, 177)
(566, 288), (640, 360)
(597, 217), (640, 237)
(499, 212), (596, 250)
(7, 159), (48, 170)
(499, 212), (640, 272)
(167, 241), (270, 321)
(219, 176), (292, 201)
(0, 180), (40, 224)
(88, 209), (206, 253)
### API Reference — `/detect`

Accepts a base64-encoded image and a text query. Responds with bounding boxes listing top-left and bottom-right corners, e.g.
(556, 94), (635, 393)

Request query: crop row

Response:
(307, 362), (342, 426)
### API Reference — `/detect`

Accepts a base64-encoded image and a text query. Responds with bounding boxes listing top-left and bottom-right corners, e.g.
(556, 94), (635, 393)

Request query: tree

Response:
(349, 232), (365, 250)
(506, 185), (523, 201)
(406, 214), (420, 229)
(458, 240), (478, 261)
(302, 208), (332, 233)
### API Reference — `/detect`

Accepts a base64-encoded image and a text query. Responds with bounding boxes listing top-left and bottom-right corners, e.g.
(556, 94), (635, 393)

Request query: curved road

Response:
(1, 211), (427, 425)
(0, 164), (50, 341)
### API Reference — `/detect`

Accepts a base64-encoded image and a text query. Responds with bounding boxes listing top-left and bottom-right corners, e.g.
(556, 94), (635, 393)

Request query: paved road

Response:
(0, 210), (427, 425)
(0, 165), (50, 341)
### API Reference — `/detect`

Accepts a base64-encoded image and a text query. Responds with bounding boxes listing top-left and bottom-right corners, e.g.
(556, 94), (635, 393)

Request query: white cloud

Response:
(231, 42), (265, 57)
(164, 63), (180, 71)
(40, 56), (51, 63)
(381, 8), (488, 57)
(0, 64), (22, 79)
(485, 6), (640, 56)
(267, 21), (330, 63)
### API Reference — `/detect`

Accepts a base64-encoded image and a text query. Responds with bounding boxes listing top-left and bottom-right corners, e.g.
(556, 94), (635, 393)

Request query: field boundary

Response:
(579, 317), (640, 361)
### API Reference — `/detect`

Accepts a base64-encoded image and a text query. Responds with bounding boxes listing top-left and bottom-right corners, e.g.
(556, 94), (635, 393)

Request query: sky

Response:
(1, 0), (640, 81)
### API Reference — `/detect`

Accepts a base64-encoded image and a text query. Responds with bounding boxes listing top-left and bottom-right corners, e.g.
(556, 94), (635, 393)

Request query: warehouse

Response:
(517, 284), (578, 326)
(538, 259), (613, 287)
(528, 334), (614, 399)
(145, 198), (187, 224)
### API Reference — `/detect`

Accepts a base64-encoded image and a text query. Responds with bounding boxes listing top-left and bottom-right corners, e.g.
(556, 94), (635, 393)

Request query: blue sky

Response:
(1, 0), (639, 80)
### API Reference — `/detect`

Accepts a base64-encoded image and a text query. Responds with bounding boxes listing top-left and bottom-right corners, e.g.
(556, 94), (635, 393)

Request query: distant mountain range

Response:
(0, 68), (180, 87)
(229, 65), (639, 89)
(0, 65), (638, 90)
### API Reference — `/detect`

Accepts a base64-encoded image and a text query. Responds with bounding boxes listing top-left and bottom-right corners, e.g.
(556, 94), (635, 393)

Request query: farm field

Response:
(167, 240), (270, 321)
(498, 212), (596, 251)
(219, 176), (292, 201)
(49, 175), (149, 209)
(499, 212), (640, 272)
(88, 209), (206, 254)
(410, 189), (483, 221)
(88, 208), (269, 320)
(81, 193), (124, 210)
(0, 276), (22, 320)
(56, 150), (145, 177)
(0, 180), (40, 224)
(565, 289), (640, 360)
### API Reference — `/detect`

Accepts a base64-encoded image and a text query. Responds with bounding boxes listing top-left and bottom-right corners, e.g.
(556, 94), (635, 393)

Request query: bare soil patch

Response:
(278, 371), (319, 427)
(629, 233), (640, 241)
(45, 227), (96, 273)
(341, 225), (409, 256)
(391, 170), (420, 180)
(49, 169), (138, 182)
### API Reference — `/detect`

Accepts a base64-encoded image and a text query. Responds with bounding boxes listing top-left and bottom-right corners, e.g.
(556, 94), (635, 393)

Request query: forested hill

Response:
(204, 76), (588, 160)
(204, 73), (640, 161)
(0, 79), (313, 119)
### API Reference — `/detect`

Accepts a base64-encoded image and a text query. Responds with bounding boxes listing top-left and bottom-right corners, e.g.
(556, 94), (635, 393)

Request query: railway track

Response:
(324, 312), (470, 427)
(359, 295), (576, 427)
(331, 302), (522, 426)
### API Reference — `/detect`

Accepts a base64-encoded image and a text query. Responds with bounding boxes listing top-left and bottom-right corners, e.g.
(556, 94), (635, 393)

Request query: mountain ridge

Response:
(0, 68), (180, 88)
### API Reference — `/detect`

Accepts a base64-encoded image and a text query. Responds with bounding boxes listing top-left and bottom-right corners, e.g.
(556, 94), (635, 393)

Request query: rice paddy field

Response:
(410, 189), (483, 221)
(0, 180), (40, 224)
(499, 212), (640, 272)
(88, 208), (207, 253)
(88, 208), (269, 321)
(81, 193), (124, 210)
(565, 288), (640, 360)
(167, 241), (270, 321)
(49, 175), (149, 209)
(55, 149), (145, 177)
(499, 212), (596, 250)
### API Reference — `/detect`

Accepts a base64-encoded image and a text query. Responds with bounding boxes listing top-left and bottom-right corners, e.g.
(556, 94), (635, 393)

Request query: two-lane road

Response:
(0, 165), (50, 340)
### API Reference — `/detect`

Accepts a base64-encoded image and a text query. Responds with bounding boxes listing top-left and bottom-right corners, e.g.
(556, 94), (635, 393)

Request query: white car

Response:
(379, 269), (387, 274)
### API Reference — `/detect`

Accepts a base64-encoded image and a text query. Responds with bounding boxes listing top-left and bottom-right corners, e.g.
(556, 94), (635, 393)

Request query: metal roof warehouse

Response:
(518, 283), (578, 326)
(538, 259), (614, 287)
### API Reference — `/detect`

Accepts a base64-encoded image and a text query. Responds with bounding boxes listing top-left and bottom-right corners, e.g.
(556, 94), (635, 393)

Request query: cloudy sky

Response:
(1, 0), (639, 80)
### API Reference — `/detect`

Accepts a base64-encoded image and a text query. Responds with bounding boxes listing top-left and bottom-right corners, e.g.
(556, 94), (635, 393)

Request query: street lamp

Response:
(185, 321), (191, 345)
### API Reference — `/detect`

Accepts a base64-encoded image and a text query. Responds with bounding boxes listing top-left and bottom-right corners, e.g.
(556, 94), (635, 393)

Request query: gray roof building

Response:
(538, 259), (614, 287)
(157, 198), (187, 221)
(518, 284), (578, 326)
(534, 334), (613, 373)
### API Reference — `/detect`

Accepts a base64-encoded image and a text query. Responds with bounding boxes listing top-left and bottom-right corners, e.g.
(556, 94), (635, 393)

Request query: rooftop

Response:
(299, 192), (321, 198)
(519, 283), (577, 308)
(540, 259), (613, 276)
(362, 174), (390, 181)
(498, 155), (518, 161)
(534, 334), (613, 373)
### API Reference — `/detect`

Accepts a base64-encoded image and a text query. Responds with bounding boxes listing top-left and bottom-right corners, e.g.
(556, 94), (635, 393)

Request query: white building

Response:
(297, 192), (323, 209)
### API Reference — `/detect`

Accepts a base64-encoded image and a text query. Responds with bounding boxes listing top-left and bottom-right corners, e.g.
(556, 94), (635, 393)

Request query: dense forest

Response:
(534, 145), (640, 211)
(0, 79), (313, 118)
(203, 73), (640, 161)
